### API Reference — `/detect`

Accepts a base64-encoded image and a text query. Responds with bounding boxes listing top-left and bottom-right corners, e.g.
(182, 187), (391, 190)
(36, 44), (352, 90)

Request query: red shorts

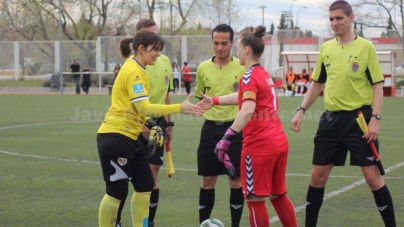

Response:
(241, 152), (288, 198)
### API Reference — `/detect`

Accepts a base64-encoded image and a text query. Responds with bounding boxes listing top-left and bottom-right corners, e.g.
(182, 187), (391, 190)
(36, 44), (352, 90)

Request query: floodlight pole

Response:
(259, 5), (266, 26)
(58, 0), (64, 94)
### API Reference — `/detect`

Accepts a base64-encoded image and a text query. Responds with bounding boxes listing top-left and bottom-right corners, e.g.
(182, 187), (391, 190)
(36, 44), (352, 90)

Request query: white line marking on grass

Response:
(0, 121), (99, 131)
(270, 160), (404, 223)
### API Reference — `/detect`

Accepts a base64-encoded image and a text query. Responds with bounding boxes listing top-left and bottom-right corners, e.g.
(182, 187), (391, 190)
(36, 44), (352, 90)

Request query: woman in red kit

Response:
(198, 25), (297, 227)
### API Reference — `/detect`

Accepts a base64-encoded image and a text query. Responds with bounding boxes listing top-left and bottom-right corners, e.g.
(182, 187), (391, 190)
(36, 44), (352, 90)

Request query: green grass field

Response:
(0, 94), (403, 227)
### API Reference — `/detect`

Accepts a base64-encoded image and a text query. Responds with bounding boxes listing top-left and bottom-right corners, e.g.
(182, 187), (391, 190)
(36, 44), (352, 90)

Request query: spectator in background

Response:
(70, 59), (81, 94)
(282, 66), (296, 96)
(81, 65), (92, 95)
(181, 62), (192, 95)
(306, 67), (314, 91)
(172, 61), (180, 93)
(113, 63), (121, 83)
(295, 68), (309, 96)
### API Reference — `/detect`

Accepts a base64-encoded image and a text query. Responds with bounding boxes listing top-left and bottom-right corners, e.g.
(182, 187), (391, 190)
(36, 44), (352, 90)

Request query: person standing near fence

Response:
(181, 62), (192, 95)
(97, 29), (202, 227)
(70, 59), (81, 94)
(194, 24), (246, 227)
(81, 65), (92, 95)
(114, 18), (175, 227)
(291, 1), (396, 226)
(172, 61), (180, 93)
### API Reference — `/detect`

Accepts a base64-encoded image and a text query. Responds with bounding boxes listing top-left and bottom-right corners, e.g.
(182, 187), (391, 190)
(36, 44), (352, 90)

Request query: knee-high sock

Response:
(305, 185), (324, 227)
(372, 184), (396, 227)
(247, 200), (269, 227)
(230, 188), (244, 227)
(131, 191), (151, 227)
(271, 195), (297, 227)
(99, 194), (120, 227)
(149, 188), (160, 223)
(199, 188), (215, 224)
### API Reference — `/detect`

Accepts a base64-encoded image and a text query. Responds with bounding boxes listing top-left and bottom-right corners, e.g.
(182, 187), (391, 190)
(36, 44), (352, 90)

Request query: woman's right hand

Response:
(180, 94), (204, 117)
(196, 92), (214, 111)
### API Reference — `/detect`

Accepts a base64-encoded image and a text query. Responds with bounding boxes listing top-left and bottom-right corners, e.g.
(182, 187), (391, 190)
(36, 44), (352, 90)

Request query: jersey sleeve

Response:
(127, 71), (149, 103)
(240, 69), (258, 102)
(367, 44), (384, 84)
(312, 45), (327, 83)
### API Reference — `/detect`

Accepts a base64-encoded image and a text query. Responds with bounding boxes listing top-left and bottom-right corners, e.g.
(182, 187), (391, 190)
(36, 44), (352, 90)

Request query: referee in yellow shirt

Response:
(291, 1), (396, 226)
(194, 24), (246, 227)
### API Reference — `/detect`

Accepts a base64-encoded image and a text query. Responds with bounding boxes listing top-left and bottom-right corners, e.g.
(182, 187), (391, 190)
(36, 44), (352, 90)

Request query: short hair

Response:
(211, 24), (234, 41)
(239, 25), (266, 58)
(118, 30), (164, 59)
(136, 19), (157, 31)
(329, 0), (353, 16)
(183, 62), (188, 65)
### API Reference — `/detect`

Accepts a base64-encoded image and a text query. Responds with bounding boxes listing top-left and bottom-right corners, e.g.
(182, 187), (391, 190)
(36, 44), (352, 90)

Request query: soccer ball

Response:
(199, 218), (225, 227)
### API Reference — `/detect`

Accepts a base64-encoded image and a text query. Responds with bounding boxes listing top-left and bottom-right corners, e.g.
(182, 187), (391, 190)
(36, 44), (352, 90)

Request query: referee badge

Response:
(352, 62), (359, 72)
(117, 157), (127, 166)
(233, 82), (239, 92)
(165, 75), (169, 84)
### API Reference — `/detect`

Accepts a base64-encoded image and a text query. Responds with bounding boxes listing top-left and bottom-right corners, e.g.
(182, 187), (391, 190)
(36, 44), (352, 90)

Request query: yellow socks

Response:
(99, 194), (120, 227)
(131, 191), (151, 227)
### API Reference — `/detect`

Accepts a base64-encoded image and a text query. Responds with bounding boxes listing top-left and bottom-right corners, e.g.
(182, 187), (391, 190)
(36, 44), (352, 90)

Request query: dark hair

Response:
(136, 18), (157, 31)
(329, 0), (353, 16)
(212, 24), (234, 41)
(239, 25), (266, 58)
(118, 30), (164, 59)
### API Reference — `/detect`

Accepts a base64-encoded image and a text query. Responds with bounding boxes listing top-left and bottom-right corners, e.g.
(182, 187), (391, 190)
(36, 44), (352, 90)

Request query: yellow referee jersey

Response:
(312, 36), (384, 111)
(195, 57), (245, 121)
(146, 54), (173, 104)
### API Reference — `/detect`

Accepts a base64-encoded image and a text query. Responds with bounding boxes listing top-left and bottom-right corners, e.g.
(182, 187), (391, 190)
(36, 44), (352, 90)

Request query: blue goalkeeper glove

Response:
(214, 128), (238, 180)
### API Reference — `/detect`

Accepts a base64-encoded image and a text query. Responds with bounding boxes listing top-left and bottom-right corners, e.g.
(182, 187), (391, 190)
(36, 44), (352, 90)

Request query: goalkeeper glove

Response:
(214, 128), (238, 161)
(145, 118), (158, 129)
(214, 128), (238, 180)
(146, 126), (164, 156)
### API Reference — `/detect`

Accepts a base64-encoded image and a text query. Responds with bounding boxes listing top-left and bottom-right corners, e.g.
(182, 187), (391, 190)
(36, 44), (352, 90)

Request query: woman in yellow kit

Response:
(96, 30), (202, 227)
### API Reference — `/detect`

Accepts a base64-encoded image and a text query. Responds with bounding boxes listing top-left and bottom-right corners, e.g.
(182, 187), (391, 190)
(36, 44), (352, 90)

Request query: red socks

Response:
(271, 195), (297, 227)
(247, 201), (269, 227)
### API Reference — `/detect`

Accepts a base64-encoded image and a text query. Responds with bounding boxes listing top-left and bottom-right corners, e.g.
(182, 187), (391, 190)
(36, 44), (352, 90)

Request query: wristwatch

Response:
(372, 114), (381, 120)
(166, 122), (175, 127)
(296, 105), (306, 114)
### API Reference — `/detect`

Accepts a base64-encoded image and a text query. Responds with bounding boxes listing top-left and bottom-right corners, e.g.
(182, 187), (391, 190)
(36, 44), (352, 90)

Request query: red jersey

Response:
(238, 64), (288, 155)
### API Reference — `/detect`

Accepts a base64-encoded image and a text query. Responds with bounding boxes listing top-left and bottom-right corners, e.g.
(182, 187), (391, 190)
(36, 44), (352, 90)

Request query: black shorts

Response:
(144, 117), (167, 165)
(97, 133), (153, 190)
(313, 105), (379, 166)
(197, 120), (242, 177)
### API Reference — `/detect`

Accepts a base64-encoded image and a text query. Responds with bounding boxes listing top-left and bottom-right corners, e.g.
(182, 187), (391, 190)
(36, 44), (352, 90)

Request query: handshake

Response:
(214, 128), (238, 180)
(145, 118), (164, 157)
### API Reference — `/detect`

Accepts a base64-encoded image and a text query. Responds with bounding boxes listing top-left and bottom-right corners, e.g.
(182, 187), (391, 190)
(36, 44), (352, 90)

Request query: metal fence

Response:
(1, 29), (404, 79)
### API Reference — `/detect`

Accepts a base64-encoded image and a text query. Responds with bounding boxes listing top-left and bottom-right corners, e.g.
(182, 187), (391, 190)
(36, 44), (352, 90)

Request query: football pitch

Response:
(0, 94), (403, 227)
